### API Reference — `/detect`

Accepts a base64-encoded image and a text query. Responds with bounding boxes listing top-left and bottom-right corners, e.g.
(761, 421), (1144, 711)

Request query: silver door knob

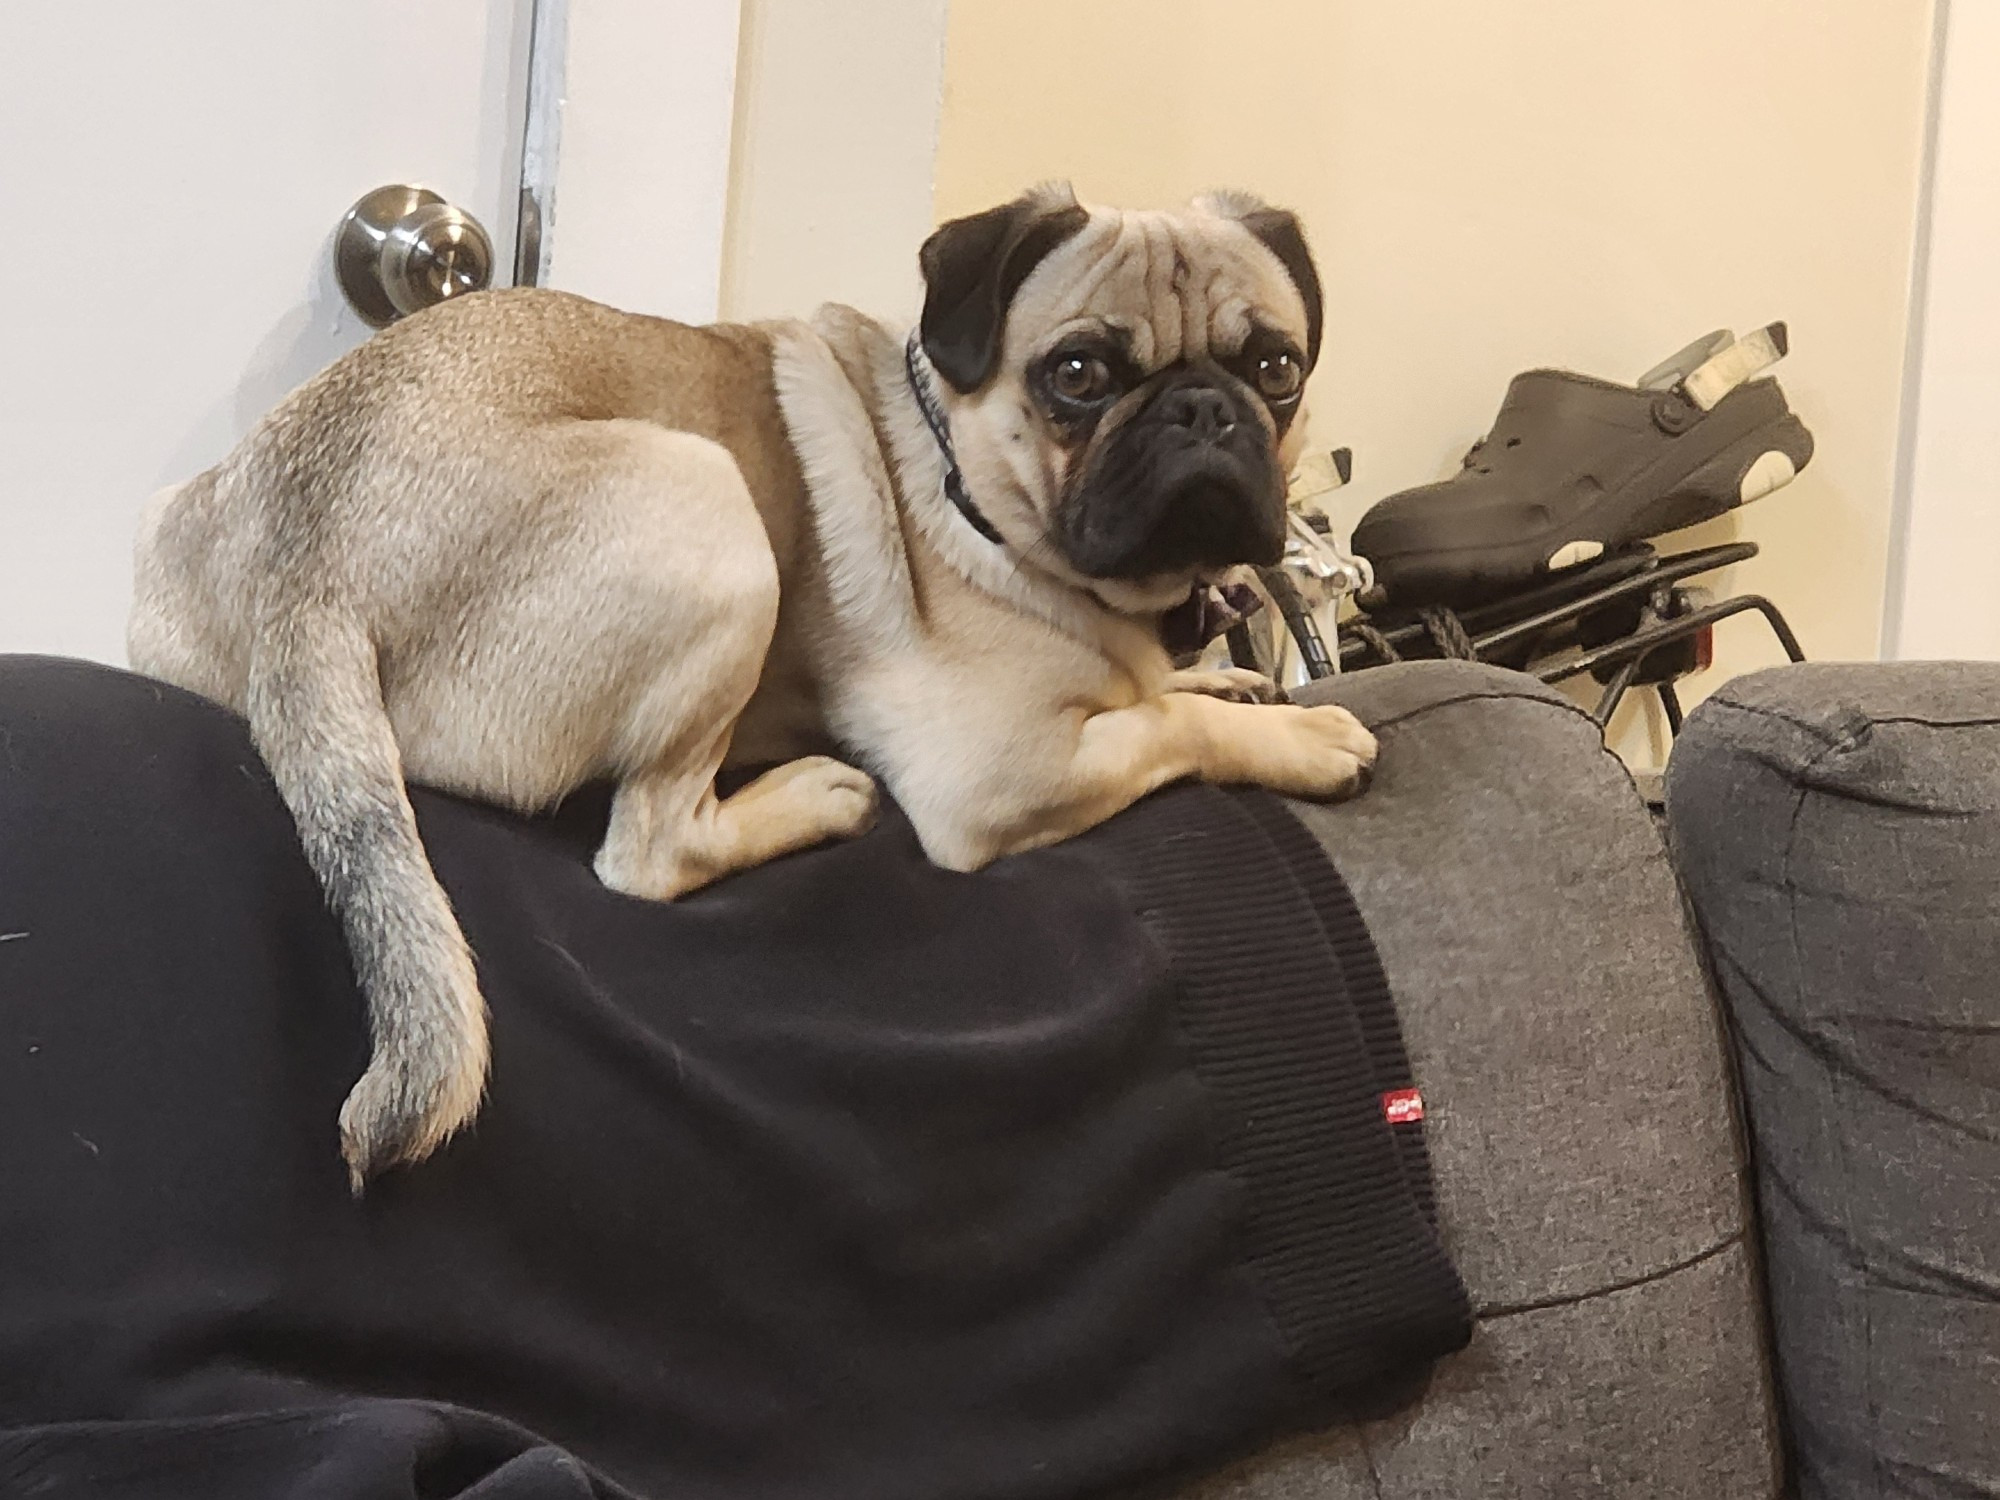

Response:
(334, 185), (493, 328)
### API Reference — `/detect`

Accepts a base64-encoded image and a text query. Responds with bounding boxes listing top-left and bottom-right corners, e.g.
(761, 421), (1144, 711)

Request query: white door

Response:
(0, 1), (741, 667)
(0, 1), (528, 665)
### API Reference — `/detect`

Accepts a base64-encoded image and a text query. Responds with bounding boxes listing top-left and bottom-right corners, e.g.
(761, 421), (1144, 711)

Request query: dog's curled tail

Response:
(246, 608), (488, 1191)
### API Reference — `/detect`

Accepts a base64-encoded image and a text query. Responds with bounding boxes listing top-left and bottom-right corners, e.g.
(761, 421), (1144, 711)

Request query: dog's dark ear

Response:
(1239, 208), (1323, 371)
(1200, 193), (1324, 372)
(919, 187), (1089, 393)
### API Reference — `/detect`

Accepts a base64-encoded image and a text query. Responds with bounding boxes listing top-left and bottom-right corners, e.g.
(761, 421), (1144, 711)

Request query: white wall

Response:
(1885, 0), (2000, 661)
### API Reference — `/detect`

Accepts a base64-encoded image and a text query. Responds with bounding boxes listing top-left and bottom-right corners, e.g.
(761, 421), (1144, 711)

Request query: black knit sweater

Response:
(0, 656), (1468, 1500)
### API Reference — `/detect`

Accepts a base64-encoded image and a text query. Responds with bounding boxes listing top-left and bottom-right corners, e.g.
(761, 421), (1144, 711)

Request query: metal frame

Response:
(1545, 591), (1805, 727)
(1335, 542), (1761, 670)
(1301, 541), (1806, 735)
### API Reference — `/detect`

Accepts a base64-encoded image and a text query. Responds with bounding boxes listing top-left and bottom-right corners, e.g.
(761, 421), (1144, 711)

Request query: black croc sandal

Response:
(1352, 324), (1814, 609)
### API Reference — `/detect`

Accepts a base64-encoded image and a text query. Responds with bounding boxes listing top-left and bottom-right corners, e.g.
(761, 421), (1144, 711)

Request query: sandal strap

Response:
(1679, 322), (1789, 411)
(1637, 323), (1788, 409)
(1637, 329), (1735, 392)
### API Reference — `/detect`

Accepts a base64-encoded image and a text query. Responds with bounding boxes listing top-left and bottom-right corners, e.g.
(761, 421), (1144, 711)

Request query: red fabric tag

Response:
(1382, 1088), (1425, 1125)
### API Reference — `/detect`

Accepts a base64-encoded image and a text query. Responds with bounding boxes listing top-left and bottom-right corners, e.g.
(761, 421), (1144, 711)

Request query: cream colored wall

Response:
(934, 0), (1937, 758)
(720, 0), (950, 324)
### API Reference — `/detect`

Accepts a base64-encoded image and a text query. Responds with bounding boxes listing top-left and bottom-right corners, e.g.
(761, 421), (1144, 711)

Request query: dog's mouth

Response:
(1050, 369), (1288, 585)
(1057, 446), (1288, 583)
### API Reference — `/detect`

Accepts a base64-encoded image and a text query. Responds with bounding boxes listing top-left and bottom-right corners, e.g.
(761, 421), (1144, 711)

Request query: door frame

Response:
(521, 0), (744, 324)
(1883, 0), (2000, 659)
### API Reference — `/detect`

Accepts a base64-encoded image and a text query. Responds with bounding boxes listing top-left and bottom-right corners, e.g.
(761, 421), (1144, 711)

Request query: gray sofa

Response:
(1192, 659), (1999, 1500)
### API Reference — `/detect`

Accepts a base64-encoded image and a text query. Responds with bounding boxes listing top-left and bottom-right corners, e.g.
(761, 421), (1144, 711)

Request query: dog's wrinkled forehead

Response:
(1004, 206), (1311, 372)
(916, 185), (1322, 396)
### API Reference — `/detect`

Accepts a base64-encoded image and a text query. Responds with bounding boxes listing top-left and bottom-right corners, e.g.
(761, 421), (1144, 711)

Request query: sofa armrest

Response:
(1192, 661), (1779, 1499)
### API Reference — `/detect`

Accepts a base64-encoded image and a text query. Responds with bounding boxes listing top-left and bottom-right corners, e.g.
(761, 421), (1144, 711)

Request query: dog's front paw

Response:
(337, 1020), (489, 1193)
(1165, 666), (1289, 704)
(1261, 702), (1378, 801)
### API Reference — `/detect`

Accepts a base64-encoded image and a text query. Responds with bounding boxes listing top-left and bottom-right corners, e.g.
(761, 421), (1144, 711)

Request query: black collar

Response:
(903, 332), (1006, 546)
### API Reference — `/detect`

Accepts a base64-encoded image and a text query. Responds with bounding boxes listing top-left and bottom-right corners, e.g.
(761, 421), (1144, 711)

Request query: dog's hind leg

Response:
(591, 562), (878, 902)
(596, 751), (878, 902)
(575, 426), (877, 902)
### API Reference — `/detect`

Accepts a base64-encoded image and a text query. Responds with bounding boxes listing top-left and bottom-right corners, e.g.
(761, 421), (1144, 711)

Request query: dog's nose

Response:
(1158, 387), (1236, 442)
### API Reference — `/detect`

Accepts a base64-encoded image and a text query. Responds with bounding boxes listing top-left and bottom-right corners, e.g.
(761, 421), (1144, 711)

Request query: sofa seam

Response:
(1705, 697), (2000, 739)
(1696, 697), (1855, 748)
(1861, 711), (2000, 729)
(1364, 685), (1592, 735)
(1474, 1230), (1744, 1321)
(1779, 731), (1890, 1497)
(1366, 680), (1661, 815)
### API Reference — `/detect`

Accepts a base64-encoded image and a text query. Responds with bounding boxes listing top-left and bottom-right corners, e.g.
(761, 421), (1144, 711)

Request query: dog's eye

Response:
(1255, 351), (1303, 403)
(1051, 354), (1113, 403)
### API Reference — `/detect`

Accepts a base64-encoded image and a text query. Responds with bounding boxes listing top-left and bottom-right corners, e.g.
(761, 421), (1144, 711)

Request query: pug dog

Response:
(128, 183), (1377, 1187)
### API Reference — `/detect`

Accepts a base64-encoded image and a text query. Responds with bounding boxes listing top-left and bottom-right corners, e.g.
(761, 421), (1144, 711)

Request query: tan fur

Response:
(129, 191), (1375, 1181)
